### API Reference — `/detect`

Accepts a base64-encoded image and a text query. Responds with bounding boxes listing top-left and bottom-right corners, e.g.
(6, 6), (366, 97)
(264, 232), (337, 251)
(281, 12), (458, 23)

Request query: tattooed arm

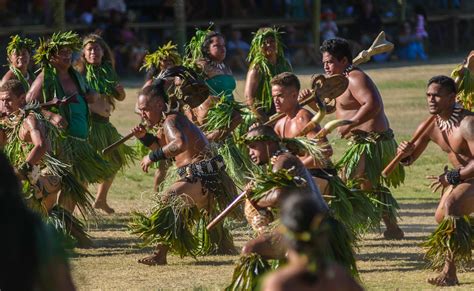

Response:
(161, 115), (188, 158)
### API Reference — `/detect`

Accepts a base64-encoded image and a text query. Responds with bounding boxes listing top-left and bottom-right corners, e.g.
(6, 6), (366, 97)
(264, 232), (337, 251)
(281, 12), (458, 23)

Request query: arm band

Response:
(446, 168), (462, 185)
(139, 133), (157, 147)
(148, 148), (166, 162)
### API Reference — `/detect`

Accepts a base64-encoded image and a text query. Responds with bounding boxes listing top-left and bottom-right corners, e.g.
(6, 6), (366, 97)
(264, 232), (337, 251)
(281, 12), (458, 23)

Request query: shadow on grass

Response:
(358, 262), (425, 274)
(191, 259), (236, 266)
(72, 246), (151, 258)
(87, 213), (133, 231)
(398, 202), (438, 210)
(358, 251), (424, 263)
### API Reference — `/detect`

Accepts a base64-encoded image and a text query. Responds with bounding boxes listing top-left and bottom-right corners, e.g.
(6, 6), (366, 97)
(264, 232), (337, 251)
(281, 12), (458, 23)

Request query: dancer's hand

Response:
(397, 141), (414, 157)
(140, 155), (153, 173)
(298, 89), (312, 102)
(131, 125), (146, 138)
(426, 167), (449, 194)
(49, 113), (68, 130)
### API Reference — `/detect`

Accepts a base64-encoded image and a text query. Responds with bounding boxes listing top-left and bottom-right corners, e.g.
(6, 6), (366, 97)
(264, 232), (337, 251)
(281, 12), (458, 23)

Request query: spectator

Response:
(97, 0), (126, 14)
(414, 5), (429, 40)
(356, 0), (382, 47)
(286, 25), (319, 66)
(226, 29), (250, 72)
(397, 21), (428, 61)
(320, 8), (338, 41)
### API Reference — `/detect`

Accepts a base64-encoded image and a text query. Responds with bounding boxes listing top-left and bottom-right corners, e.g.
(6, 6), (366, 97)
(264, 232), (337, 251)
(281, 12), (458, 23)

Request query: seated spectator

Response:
(226, 29), (250, 73)
(397, 21), (428, 61)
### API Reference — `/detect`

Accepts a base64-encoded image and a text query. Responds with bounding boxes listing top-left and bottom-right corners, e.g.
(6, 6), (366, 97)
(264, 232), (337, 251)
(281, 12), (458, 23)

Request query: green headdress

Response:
(239, 124), (327, 165)
(247, 27), (286, 66)
(34, 31), (81, 68)
(248, 166), (307, 202)
(6, 35), (36, 56)
(183, 24), (213, 67)
(141, 41), (182, 72)
(247, 27), (291, 113)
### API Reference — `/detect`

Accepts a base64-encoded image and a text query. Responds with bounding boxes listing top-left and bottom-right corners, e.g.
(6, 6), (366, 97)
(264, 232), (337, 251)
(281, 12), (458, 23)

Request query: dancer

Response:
(245, 27), (292, 121)
(26, 31), (113, 217)
(140, 41), (182, 191)
(77, 34), (135, 214)
(129, 77), (238, 265)
(186, 28), (236, 101)
(262, 195), (363, 291)
(1, 35), (36, 89)
(397, 75), (474, 286)
(451, 50), (474, 111)
(271, 72), (380, 233)
(226, 125), (357, 290)
(321, 38), (405, 239)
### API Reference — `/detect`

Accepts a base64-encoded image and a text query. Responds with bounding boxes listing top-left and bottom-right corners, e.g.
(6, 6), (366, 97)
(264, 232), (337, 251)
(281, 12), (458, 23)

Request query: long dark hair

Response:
(200, 31), (224, 60)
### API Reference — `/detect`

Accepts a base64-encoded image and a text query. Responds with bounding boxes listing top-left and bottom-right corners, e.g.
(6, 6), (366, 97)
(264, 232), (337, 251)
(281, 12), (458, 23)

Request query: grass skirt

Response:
(214, 138), (253, 189)
(323, 215), (359, 279)
(129, 193), (236, 258)
(325, 173), (382, 235)
(59, 136), (115, 184)
(421, 215), (473, 270)
(89, 116), (136, 173)
(47, 206), (90, 251)
(225, 253), (273, 291)
(337, 129), (405, 188)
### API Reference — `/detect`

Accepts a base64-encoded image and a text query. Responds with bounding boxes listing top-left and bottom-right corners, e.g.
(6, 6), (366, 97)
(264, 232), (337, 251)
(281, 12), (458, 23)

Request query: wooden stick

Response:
(381, 115), (436, 178)
(206, 190), (248, 231)
(102, 131), (136, 155)
(102, 123), (145, 155)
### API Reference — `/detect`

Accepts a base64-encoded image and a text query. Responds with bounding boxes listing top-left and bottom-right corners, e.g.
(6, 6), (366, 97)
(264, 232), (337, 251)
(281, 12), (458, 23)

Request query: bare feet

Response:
(138, 252), (167, 266)
(427, 272), (459, 286)
(93, 200), (115, 214)
(383, 227), (404, 240)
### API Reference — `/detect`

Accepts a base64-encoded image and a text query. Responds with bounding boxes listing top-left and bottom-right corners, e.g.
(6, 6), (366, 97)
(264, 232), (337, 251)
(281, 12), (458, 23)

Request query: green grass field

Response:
(70, 60), (474, 290)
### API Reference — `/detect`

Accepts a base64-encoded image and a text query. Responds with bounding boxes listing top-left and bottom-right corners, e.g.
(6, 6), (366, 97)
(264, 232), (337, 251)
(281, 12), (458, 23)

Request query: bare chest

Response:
(431, 127), (471, 164)
(335, 90), (360, 112)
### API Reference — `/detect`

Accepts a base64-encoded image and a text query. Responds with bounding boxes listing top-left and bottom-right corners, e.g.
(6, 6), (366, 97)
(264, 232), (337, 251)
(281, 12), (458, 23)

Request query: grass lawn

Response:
(70, 59), (474, 290)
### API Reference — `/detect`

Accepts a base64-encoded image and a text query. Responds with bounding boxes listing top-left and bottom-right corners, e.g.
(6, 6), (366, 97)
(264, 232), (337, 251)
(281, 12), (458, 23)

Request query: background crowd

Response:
(0, 0), (471, 75)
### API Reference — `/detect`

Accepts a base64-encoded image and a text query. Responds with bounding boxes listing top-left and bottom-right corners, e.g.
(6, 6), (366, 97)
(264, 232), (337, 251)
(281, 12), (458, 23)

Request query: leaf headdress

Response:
(183, 24), (214, 68)
(33, 31), (81, 68)
(246, 27), (291, 112)
(247, 27), (286, 67)
(141, 41), (182, 72)
(7, 35), (36, 56)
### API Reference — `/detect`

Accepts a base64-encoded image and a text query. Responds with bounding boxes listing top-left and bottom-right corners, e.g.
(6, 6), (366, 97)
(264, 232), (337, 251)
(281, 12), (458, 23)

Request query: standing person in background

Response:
(1, 35), (36, 90)
(27, 31), (114, 215)
(186, 28), (236, 102)
(76, 34), (135, 214)
(245, 27), (292, 121)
